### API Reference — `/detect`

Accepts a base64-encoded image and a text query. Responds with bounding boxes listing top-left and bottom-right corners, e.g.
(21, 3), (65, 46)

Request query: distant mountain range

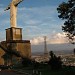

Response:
(31, 43), (74, 55)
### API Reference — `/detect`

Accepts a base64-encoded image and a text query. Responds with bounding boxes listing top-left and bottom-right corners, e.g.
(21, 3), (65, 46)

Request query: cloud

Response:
(0, 5), (67, 41)
(25, 20), (41, 25)
(18, 6), (58, 26)
(17, 6), (63, 39)
(48, 32), (68, 44)
(0, 4), (4, 7)
(31, 36), (44, 45)
(31, 32), (69, 45)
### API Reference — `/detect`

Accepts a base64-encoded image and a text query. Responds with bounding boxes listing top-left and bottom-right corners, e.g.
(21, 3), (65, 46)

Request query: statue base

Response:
(0, 27), (31, 66)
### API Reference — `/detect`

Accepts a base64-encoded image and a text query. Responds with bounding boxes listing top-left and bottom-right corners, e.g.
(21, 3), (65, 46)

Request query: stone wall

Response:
(0, 48), (5, 65)
(17, 42), (31, 58)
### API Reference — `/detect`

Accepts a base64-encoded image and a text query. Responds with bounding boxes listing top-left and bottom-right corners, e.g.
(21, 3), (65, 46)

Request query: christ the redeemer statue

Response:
(5, 0), (23, 28)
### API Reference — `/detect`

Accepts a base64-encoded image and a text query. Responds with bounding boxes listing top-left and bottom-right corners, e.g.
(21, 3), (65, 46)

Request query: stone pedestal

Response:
(0, 27), (31, 66)
(6, 27), (22, 41)
(5, 27), (31, 58)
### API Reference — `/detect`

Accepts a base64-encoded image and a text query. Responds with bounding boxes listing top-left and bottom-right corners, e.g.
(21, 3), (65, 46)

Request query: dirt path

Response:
(0, 70), (24, 75)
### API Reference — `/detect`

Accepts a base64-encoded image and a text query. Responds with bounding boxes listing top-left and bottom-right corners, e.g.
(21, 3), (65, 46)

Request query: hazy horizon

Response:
(31, 43), (74, 53)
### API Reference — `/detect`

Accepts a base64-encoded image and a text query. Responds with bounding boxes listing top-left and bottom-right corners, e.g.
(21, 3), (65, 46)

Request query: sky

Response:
(0, 0), (74, 52)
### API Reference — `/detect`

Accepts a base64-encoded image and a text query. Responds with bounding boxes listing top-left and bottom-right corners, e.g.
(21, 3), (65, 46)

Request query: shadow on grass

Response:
(41, 66), (75, 75)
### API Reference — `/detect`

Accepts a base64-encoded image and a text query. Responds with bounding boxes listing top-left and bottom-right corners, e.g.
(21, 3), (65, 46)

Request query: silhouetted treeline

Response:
(48, 51), (62, 70)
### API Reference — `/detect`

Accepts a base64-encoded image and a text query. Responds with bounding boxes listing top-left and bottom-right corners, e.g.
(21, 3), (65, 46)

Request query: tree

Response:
(22, 57), (32, 67)
(57, 0), (75, 42)
(48, 51), (62, 70)
(73, 48), (75, 55)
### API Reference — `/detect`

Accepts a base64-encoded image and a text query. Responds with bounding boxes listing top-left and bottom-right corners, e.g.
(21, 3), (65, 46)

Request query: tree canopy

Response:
(57, 0), (75, 41)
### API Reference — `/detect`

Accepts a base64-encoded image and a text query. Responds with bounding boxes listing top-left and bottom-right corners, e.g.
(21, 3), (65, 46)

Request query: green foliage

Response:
(57, 0), (75, 41)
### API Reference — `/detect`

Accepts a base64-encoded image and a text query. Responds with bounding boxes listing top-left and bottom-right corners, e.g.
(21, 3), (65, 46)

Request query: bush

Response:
(48, 51), (62, 70)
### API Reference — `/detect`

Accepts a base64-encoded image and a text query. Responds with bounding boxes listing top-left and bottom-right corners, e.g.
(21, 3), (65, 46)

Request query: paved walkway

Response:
(0, 70), (24, 75)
